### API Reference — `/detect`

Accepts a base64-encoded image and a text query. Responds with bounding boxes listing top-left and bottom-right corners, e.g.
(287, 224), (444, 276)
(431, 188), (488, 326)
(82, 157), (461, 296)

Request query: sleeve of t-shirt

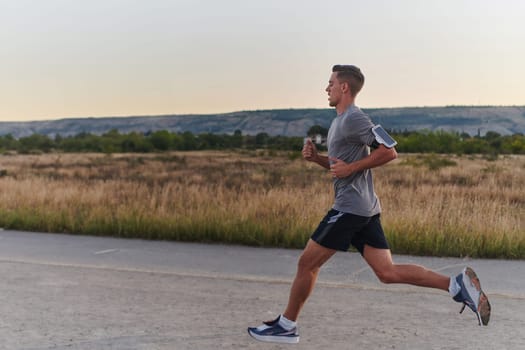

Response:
(342, 111), (376, 146)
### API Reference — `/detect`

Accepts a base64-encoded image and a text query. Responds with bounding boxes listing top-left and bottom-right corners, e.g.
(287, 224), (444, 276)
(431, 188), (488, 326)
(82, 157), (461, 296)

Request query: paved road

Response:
(0, 230), (523, 349)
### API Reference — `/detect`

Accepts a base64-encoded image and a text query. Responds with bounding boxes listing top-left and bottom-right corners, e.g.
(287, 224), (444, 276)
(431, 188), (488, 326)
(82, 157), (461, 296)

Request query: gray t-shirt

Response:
(327, 104), (381, 217)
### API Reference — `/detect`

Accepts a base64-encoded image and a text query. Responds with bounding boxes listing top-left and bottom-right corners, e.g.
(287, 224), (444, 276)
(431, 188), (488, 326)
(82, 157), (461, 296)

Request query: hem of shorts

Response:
(311, 237), (351, 252)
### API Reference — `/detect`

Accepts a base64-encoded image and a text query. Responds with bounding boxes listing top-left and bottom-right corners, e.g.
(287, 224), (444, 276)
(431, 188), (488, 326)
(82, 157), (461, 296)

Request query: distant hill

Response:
(1, 106), (524, 139)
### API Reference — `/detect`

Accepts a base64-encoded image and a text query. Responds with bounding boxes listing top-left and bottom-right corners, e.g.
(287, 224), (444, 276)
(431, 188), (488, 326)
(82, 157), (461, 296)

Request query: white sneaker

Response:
(452, 267), (491, 326)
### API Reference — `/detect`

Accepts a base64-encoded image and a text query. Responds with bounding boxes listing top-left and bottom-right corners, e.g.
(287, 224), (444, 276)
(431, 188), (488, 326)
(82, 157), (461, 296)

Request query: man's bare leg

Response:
(283, 239), (336, 321)
(363, 245), (449, 290)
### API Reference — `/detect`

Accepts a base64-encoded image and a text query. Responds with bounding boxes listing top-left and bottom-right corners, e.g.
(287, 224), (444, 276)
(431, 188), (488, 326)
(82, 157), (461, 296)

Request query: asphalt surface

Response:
(0, 230), (523, 349)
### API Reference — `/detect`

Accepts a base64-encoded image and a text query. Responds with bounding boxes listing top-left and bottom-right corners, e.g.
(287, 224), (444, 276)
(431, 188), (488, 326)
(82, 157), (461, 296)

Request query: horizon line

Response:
(1, 104), (524, 123)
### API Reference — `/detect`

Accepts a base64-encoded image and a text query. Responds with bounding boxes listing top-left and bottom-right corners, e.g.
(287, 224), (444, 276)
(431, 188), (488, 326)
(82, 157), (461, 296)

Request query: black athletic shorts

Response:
(310, 209), (389, 255)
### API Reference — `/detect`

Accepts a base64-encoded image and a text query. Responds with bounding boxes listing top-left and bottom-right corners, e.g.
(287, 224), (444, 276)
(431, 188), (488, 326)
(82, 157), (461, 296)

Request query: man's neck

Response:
(335, 97), (355, 115)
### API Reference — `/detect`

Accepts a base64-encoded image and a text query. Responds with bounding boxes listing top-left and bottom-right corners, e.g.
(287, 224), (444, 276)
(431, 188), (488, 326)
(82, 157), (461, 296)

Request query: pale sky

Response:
(1, 0), (524, 121)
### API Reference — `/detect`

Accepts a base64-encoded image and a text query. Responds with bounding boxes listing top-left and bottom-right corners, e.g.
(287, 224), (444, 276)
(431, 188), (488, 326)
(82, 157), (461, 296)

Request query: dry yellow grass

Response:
(376, 154), (524, 257)
(0, 151), (522, 258)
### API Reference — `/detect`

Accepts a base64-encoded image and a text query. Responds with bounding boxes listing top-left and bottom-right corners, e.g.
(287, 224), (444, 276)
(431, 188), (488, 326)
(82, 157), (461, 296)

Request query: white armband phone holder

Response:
(371, 125), (397, 148)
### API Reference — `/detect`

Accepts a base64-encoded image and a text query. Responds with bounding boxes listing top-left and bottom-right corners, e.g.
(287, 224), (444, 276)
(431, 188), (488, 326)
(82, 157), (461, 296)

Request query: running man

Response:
(248, 65), (490, 344)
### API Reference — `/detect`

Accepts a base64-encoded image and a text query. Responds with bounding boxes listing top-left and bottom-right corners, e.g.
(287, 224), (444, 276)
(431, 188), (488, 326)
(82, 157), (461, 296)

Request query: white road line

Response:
(93, 249), (119, 255)
(0, 257), (521, 300)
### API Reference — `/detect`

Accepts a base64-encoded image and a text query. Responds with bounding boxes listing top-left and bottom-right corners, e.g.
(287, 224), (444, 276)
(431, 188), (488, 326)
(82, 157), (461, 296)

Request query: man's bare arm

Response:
(329, 145), (397, 179)
(312, 154), (330, 169)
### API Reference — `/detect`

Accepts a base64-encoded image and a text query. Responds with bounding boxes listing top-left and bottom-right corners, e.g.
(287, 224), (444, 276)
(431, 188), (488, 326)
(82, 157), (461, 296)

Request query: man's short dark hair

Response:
(332, 65), (365, 96)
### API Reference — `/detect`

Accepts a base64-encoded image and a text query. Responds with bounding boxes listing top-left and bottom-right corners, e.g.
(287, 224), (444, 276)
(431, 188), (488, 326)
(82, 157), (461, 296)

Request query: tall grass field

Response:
(0, 151), (523, 259)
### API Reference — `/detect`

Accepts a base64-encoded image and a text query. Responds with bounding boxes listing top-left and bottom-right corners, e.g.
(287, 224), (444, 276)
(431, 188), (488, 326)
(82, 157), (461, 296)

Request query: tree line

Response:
(0, 128), (523, 155)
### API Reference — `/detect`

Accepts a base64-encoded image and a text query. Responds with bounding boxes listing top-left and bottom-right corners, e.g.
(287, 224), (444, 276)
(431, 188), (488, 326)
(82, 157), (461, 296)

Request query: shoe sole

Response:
(247, 328), (299, 344)
(465, 267), (491, 326)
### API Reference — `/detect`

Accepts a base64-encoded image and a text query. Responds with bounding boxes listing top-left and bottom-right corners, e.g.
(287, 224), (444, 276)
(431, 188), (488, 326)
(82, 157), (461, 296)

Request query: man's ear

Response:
(341, 82), (350, 94)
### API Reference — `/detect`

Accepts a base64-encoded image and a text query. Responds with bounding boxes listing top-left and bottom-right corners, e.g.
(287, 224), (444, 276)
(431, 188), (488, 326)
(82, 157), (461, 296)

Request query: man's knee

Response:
(297, 253), (320, 274)
(374, 267), (399, 284)
(296, 240), (335, 274)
